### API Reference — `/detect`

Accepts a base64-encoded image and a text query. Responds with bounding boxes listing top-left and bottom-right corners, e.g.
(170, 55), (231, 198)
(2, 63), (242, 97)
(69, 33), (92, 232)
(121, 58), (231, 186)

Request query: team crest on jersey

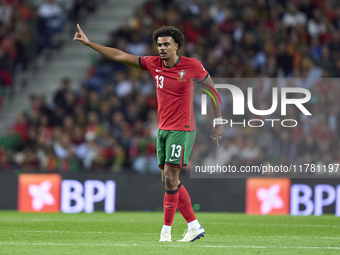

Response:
(177, 70), (186, 82)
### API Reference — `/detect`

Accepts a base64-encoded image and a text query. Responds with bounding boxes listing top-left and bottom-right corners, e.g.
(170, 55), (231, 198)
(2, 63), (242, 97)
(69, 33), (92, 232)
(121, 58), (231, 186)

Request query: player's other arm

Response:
(200, 75), (223, 146)
(73, 24), (141, 69)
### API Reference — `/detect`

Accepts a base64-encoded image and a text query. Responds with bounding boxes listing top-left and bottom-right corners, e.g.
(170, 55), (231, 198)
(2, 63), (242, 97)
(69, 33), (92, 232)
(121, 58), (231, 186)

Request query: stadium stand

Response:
(0, 0), (340, 176)
(0, 0), (99, 101)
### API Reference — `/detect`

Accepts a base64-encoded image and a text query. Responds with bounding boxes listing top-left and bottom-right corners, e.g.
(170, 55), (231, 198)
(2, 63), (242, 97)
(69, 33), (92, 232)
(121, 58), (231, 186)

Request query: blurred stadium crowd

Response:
(1, 0), (340, 175)
(0, 0), (98, 103)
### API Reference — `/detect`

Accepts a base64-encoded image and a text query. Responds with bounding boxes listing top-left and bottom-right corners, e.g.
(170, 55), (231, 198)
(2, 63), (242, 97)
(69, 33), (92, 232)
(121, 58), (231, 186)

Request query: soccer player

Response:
(74, 25), (223, 242)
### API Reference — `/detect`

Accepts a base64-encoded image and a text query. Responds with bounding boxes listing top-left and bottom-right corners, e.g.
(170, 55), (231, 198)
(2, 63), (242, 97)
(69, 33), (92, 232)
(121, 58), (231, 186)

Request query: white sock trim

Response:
(162, 225), (172, 233)
(187, 219), (200, 230)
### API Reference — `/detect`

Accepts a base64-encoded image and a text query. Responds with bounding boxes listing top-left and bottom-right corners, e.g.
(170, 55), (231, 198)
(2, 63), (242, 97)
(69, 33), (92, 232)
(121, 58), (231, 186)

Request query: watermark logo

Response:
(199, 83), (311, 128)
(195, 80), (222, 112)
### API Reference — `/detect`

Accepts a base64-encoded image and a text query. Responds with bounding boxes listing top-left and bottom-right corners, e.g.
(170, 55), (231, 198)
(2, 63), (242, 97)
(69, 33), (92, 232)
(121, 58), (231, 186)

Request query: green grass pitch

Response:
(0, 211), (339, 255)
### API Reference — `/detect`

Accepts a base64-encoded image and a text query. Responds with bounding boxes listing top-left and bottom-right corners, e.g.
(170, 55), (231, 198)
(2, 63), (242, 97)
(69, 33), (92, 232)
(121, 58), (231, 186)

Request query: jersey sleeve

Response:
(138, 56), (149, 71)
(192, 59), (209, 82)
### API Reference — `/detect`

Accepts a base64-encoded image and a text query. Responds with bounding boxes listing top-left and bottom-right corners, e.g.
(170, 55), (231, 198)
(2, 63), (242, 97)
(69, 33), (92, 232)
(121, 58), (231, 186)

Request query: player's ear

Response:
(175, 43), (178, 51)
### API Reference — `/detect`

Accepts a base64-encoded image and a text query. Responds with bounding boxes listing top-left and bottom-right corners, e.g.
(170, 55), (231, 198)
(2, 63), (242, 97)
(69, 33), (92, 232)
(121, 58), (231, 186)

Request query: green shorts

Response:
(157, 129), (196, 168)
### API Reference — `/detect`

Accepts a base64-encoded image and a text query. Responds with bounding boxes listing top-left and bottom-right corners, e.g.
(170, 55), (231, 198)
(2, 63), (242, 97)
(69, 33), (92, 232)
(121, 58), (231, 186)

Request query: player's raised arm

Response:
(73, 24), (141, 69)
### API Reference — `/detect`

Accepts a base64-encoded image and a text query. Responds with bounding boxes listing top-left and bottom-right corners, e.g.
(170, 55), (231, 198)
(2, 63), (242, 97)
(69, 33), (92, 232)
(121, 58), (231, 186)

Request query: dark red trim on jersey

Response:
(201, 72), (209, 82)
(159, 164), (165, 168)
(138, 56), (144, 69)
(192, 73), (209, 88)
(164, 56), (181, 68)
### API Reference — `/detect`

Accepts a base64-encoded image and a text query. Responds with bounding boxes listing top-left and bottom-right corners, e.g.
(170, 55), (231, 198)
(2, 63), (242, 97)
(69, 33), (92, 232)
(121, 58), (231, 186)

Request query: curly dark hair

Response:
(152, 26), (184, 49)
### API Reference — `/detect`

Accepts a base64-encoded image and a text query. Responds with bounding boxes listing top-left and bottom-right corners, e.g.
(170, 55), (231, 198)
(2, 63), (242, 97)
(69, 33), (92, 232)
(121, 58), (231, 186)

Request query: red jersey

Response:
(139, 56), (208, 131)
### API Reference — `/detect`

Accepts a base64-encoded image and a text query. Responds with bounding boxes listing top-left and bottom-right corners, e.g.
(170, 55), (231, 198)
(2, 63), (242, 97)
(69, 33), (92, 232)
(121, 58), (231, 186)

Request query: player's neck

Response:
(163, 55), (179, 68)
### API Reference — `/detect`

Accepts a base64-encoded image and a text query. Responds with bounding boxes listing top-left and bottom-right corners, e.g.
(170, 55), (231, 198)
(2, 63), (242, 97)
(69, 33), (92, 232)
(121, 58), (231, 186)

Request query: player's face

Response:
(157, 37), (178, 60)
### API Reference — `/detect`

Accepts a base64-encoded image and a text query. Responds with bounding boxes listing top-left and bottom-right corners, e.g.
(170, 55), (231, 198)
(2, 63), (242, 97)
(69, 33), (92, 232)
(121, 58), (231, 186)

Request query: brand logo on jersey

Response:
(177, 70), (186, 82)
(156, 69), (162, 72)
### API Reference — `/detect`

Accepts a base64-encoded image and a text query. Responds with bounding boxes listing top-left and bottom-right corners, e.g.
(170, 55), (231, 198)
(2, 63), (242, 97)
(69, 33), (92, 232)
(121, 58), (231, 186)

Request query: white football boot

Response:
(159, 229), (172, 242)
(177, 226), (205, 242)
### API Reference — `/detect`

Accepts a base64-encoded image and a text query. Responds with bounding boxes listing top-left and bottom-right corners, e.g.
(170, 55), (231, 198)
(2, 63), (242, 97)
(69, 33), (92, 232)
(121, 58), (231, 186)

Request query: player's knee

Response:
(164, 165), (180, 190)
(164, 174), (176, 189)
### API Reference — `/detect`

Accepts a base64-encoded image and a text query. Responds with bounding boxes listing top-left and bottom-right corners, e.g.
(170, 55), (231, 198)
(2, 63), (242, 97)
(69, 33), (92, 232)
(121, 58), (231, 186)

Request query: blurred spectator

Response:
(37, 0), (65, 50)
(0, 0), (99, 111)
(276, 42), (293, 77)
(53, 77), (71, 107)
(307, 9), (326, 37)
(115, 71), (133, 98)
(0, 0), (12, 26)
(297, 132), (318, 158)
(240, 138), (260, 163)
(0, 125), (21, 152)
(283, 3), (307, 28)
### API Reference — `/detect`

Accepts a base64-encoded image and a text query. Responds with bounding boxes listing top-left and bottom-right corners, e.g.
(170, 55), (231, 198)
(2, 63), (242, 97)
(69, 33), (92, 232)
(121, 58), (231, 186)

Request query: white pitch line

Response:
(211, 234), (340, 240)
(0, 230), (155, 235)
(210, 222), (340, 228)
(0, 242), (340, 250)
(1, 230), (339, 240)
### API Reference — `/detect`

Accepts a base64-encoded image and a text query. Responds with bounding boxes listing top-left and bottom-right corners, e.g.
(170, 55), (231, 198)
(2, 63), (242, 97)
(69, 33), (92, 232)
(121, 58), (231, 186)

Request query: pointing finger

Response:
(77, 24), (83, 33)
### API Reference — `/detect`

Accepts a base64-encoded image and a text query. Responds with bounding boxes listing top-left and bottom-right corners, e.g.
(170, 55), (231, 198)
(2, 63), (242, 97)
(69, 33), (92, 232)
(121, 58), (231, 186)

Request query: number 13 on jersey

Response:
(155, 75), (164, 88)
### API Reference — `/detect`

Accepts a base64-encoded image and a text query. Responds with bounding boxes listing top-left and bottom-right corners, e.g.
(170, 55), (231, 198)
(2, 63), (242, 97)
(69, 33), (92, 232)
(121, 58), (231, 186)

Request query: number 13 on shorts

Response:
(171, 144), (182, 158)
(157, 130), (196, 168)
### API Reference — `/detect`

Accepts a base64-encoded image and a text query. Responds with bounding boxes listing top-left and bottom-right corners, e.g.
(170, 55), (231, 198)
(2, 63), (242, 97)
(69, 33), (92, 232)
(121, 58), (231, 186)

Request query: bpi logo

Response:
(18, 174), (116, 213)
(246, 178), (291, 215)
(246, 179), (340, 216)
(291, 184), (340, 216)
(200, 84), (312, 127)
(61, 180), (116, 213)
(18, 174), (61, 212)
